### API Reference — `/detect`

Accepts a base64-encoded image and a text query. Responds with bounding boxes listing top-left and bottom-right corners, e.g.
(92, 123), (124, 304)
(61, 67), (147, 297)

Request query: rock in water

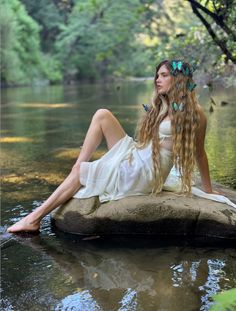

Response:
(51, 191), (236, 242)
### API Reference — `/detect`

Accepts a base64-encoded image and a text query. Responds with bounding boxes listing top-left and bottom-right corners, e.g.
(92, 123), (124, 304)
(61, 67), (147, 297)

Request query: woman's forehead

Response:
(157, 65), (169, 74)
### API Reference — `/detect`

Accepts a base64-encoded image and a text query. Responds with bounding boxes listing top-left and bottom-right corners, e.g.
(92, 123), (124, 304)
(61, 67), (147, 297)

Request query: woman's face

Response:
(155, 65), (172, 95)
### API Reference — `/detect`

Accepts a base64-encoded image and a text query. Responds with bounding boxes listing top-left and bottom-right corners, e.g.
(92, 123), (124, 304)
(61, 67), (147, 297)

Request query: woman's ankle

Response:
(25, 211), (42, 225)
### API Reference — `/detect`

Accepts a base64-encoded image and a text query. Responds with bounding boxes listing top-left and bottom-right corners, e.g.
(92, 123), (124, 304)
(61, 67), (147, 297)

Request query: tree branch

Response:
(188, 0), (220, 20)
(187, 0), (236, 41)
(190, 3), (236, 63)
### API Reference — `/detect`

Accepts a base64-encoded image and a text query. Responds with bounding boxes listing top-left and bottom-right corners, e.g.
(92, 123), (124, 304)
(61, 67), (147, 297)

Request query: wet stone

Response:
(51, 186), (236, 242)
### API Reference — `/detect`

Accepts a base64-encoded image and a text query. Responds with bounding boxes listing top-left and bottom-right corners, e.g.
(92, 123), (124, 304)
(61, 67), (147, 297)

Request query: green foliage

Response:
(187, 0), (236, 64)
(0, 0), (42, 84)
(209, 288), (236, 311)
(55, 0), (155, 80)
(1, 0), (39, 84)
(20, 0), (66, 52)
(1, 0), (235, 85)
(145, 0), (236, 77)
(0, 0), (62, 85)
(41, 54), (63, 84)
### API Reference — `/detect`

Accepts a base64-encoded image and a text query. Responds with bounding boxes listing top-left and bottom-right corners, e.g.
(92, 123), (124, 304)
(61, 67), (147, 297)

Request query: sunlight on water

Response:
(55, 290), (102, 311)
(18, 103), (74, 108)
(0, 136), (34, 143)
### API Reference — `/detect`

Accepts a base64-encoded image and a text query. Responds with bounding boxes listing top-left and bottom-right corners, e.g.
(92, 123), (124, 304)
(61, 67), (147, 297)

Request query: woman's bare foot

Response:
(7, 216), (40, 233)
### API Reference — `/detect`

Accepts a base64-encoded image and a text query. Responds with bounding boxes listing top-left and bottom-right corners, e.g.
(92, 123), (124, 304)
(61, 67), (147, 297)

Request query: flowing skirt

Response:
(73, 135), (173, 202)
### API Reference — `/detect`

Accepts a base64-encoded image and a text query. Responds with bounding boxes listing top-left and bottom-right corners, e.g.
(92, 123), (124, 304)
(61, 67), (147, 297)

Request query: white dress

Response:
(73, 120), (173, 202)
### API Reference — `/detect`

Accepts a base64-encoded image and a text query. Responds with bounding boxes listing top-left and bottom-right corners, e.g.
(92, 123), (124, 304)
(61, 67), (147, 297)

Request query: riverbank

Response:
(1, 64), (236, 88)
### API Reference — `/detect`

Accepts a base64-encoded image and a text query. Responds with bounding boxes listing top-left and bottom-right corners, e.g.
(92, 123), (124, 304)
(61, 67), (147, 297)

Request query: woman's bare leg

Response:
(74, 108), (126, 165)
(7, 109), (126, 233)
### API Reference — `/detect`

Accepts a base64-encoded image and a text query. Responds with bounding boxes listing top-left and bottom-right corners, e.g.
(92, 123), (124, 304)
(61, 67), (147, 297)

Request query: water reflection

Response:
(55, 291), (103, 311)
(199, 259), (226, 310)
(55, 288), (138, 311)
(2, 234), (235, 311)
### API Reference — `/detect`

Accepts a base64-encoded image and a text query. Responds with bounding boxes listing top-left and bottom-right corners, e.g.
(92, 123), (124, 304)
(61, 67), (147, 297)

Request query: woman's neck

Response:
(160, 95), (172, 120)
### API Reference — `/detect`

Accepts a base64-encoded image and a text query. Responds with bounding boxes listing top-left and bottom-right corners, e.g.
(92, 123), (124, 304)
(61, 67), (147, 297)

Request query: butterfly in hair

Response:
(142, 104), (150, 112)
(171, 60), (196, 77)
(187, 81), (197, 91)
(171, 60), (183, 76)
(183, 67), (190, 76)
(172, 102), (185, 112)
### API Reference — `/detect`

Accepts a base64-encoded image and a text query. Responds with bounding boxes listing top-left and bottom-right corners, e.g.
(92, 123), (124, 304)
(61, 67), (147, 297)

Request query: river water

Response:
(1, 81), (236, 310)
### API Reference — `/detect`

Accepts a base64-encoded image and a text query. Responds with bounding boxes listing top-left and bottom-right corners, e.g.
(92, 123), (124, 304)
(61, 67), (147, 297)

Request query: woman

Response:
(7, 59), (214, 233)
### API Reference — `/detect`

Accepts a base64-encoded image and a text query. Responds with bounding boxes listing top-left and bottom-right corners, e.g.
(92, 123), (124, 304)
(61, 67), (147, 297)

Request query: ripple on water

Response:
(199, 259), (226, 310)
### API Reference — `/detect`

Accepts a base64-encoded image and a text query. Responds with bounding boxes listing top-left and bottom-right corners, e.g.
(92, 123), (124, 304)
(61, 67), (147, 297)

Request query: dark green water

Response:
(1, 81), (236, 310)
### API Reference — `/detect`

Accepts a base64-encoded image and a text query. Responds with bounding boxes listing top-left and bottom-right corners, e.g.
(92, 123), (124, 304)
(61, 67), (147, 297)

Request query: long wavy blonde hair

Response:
(136, 60), (200, 194)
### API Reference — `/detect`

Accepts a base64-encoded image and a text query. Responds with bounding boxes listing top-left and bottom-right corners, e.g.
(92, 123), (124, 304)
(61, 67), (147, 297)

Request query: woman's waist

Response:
(159, 140), (173, 153)
(134, 144), (173, 163)
(136, 141), (172, 153)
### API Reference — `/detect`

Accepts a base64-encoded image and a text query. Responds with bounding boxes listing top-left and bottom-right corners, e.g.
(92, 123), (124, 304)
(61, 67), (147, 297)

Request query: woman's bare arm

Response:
(195, 106), (213, 193)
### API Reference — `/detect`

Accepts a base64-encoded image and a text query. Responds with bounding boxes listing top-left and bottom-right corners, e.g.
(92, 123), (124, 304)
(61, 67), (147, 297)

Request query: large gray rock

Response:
(51, 185), (236, 241)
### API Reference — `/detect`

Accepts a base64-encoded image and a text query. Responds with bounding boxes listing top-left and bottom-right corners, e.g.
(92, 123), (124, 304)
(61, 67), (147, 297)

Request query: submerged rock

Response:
(51, 187), (236, 241)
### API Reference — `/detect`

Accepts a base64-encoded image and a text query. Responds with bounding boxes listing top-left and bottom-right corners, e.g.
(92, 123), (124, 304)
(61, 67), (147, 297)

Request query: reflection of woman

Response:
(8, 60), (216, 233)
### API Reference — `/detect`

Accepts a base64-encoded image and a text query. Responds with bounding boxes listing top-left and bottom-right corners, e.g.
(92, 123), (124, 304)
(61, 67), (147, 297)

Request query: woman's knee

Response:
(93, 109), (112, 122)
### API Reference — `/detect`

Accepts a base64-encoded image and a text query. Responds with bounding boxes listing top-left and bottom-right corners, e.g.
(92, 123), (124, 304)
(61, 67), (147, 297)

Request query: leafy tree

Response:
(0, 0), (62, 85)
(1, 0), (235, 84)
(187, 0), (236, 63)
(0, 0), (42, 84)
(137, 1), (204, 64)
(139, 0), (235, 75)
(55, 0), (156, 80)
(20, 0), (72, 52)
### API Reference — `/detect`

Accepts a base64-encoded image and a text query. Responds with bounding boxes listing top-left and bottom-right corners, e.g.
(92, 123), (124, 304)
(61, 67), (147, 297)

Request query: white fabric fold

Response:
(163, 167), (236, 209)
(191, 187), (236, 208)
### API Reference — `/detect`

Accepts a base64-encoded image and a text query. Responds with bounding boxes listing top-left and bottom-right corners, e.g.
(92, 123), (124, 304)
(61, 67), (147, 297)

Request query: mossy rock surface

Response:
(51, 185), (236, 241)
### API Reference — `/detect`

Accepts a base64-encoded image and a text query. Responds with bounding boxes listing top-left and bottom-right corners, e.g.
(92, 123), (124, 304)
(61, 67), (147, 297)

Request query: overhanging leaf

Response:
(210, 288), (236, 311)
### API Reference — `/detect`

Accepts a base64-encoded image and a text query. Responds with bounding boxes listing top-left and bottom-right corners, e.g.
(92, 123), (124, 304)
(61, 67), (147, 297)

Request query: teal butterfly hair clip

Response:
(170, 60), (196, 77)
(172, 102), (185, 112)
(170, 60), (183, 76)
(142, 104), (150, 112)
(187, 81), (197, 92)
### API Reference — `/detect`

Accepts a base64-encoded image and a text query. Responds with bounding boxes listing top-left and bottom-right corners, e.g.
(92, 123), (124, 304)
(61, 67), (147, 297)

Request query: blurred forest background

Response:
(1, 0), (236, 86)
